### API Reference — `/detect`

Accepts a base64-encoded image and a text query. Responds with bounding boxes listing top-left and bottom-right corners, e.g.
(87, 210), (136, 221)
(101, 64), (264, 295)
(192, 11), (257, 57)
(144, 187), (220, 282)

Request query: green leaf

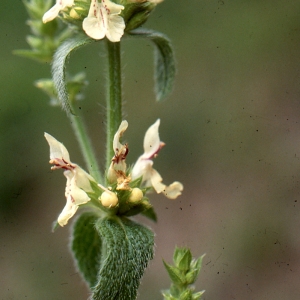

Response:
(13, 49), (53, 63)
(51, 220), (59, 232)
(93, 217), (154, 300)
(163, 260), (186, 286)
(129, 28), (176, 101)
(52, 35), (93, 114)
(141, 206), (157, 222)
(71, 212), (102, 288)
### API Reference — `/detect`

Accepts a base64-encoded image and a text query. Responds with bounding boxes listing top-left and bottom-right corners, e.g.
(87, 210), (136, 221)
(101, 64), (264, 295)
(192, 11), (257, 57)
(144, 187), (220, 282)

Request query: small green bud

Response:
(169, 285), (181, 298)
(192, 290), (205, 300)
(185, 269), (198, 285)
(26, 35), (44, 49)
(35, 78), (58, 105)
(66, 72), (88, 102)
(178, 289), (193, 300)
(162, 291), (177, 300)
(163, 260), (186, 286)
(140, 198), (152, 209)
(121, 1), (158, 32)
(173, 247), (192, 272)
(185, 255), (205, 285)
(189, 254), (205, 281)
(35, 72), (87, 105)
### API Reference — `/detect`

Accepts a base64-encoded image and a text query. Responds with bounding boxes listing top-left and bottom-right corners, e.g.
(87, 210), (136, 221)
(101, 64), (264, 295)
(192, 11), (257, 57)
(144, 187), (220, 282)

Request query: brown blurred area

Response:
(1, 0), (300, 299)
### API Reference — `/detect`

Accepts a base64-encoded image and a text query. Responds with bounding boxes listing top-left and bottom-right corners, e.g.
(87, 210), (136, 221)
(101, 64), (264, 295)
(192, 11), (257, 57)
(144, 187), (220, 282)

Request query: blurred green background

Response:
(2, 0), (300, 299)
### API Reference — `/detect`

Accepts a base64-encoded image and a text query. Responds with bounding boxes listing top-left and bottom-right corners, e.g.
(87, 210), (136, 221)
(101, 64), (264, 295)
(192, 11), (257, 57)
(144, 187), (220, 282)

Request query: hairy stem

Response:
(105, 40), (122, 172)
(69, 104), (103, 183)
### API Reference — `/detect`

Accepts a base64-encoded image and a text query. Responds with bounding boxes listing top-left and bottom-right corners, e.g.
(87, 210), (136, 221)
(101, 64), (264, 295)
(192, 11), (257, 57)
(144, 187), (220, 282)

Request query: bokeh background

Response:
(2, 0), (300, 299)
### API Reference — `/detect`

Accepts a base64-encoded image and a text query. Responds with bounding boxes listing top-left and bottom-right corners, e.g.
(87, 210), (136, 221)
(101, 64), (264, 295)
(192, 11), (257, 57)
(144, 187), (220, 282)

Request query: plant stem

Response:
(69, 104), (103, 183)
(106, 40), (122, 172)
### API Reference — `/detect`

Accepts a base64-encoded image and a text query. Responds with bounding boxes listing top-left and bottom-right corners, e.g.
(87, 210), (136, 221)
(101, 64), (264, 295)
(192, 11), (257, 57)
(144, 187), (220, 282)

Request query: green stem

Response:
(69, 104), (103, 184)
(106, 40), (122, 172)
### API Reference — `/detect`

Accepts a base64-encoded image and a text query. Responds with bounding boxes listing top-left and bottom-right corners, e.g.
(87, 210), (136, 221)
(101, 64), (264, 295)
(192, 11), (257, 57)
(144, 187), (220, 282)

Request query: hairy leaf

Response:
(71, 212), (102, 288)
(52, 35), (93, 114)
(130, 28), (176, 101)
(92, 217), (154, 300)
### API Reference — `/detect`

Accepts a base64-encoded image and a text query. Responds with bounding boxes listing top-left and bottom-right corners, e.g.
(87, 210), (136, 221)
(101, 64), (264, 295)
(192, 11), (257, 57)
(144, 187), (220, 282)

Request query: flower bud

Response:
(122, 1), (157, 32)
(128, 188), (143, 203)
(61, 1), (90, 26)
(69, 8), (81, 19)
(100, 191), (118, 207)
(173, 247), (192, 272)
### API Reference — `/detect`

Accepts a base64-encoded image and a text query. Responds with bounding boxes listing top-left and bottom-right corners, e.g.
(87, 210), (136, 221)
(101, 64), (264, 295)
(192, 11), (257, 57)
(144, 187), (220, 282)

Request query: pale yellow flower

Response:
(132, 120), (183, 199)
(83, 0), (125, 42)
(107, 121), (130, 189)
(45, 133), (95, 226)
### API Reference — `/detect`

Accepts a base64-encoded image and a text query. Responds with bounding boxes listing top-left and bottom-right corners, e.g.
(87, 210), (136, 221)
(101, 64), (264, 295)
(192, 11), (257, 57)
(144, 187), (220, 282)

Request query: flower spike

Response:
(132, 119), (183, 199)
(45, 133), (96, 226)
(83, 0), (125, 42)
(43, 0), (74, 23)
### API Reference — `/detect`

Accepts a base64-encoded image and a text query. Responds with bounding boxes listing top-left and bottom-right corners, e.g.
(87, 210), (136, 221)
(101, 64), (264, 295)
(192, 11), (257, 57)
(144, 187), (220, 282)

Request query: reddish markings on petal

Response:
(49, 158), (75, 171)
(112, 144), (129, 165)
(148, 142), (165, 160)
(100, 8), (105, 28)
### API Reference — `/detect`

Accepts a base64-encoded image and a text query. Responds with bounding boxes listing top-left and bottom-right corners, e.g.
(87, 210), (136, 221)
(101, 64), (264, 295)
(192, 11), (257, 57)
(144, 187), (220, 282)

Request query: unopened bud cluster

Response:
(14, 0), (73, 63)
(162, 248), (205, 300)
(98, 182), (148, 216)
